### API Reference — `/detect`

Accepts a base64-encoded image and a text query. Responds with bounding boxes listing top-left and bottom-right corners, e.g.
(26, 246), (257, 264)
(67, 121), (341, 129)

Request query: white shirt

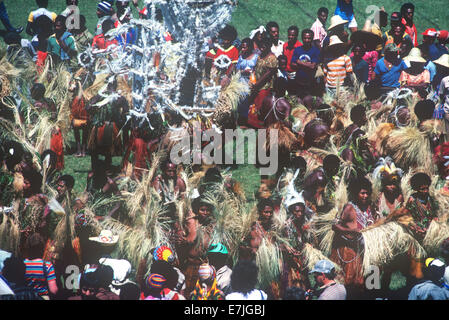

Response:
(271, 40), (285, 57)
(226, 289), (267, 300)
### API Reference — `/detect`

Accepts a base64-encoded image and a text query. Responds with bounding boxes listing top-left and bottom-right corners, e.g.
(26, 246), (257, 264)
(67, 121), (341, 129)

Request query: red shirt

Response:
(402, 18), (418, 47)
(283, 40), (303, 72)
(92, 34), (118, 50)
(206, 45), (239, 73)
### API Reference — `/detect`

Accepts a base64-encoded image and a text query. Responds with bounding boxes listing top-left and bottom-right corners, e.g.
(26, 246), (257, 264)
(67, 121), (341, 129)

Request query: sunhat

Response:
(89, 229), (119, 245)
(434, 54), (449, 68)
(350, 20), (383, 51)
(403, 47), (426, 64)
(328, 15), (349, 31)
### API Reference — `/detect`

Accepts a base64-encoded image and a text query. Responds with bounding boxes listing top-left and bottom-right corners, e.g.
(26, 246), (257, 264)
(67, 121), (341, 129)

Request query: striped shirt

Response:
(24, 259), (56, 296)
(323, 55), (353, 88)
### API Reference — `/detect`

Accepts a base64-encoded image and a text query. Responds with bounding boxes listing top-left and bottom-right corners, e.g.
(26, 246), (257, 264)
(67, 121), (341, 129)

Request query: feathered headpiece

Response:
(283, 169), (305, 210)
(372, 157), (403, 185)
(433, 142), (449, 179)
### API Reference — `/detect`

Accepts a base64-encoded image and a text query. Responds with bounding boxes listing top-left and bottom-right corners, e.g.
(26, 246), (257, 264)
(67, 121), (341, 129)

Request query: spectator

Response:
(207, 243), (233, 296)
(382, 13), (413, 52)
(322, 35), (353, 96)
(0, 0), (22, 34)
(291, 29), (320, 97)
(400, 48), (431, 91)
(226, 260), (267, 300)
(47, 15), (77, 64)
(68, 271), (100, 300)
(94, 264), (120, 300)
(311, 7), (328, 48)
(92, 19), (118, 51)
(61, 0), (78, 18)
(69, 15), (93, 54)
(23, 233), (58, 299)
(26, 0), (57, 37)
(322, 15), (349, 49)
(334, 0), (357, 33)
(282, 25), (302, 82)
(1, 256), (43, 300)
(96, 1), (113, 36)
(119, 282), (140, 300)
(308, 259), (346, 300)
(351, 43), (369, 84)
(408, 258), (449, 300)
(372, 8), (388, 54)
(420, 28), (446, 61)
(190, 263), (225, 300)
(374, 43), (408, 94)
(283, 286), (306, 300)
(401, 3), (418, 47)
(266, 21), (284, 57)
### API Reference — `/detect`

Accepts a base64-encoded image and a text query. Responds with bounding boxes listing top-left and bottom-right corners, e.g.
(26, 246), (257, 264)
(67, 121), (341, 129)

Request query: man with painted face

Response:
(331, 176), (378, 299)
(405, 173), (439, 243)
(152, 159), (186, 204)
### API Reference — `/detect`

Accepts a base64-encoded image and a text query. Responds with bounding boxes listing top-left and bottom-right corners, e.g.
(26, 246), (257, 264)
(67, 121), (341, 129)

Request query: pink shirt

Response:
(349, 50), (378, 81)
(311, 18), (327, 48)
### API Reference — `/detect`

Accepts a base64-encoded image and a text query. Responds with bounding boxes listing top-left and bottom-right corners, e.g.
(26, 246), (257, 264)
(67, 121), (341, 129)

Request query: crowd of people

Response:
(1, 0), (449, 301)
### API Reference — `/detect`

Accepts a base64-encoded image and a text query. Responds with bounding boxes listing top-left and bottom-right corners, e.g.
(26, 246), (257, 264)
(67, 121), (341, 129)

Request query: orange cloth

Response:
(50, 128), (64, 171)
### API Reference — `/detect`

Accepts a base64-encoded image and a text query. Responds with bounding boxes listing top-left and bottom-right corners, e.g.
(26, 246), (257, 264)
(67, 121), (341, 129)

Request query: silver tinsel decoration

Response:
(80, 0), (237, 127)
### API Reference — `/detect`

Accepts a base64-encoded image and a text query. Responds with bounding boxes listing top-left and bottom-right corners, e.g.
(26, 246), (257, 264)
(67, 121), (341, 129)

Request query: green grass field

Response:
(5, 0), (444, 293)
(6, 0), (449, 42)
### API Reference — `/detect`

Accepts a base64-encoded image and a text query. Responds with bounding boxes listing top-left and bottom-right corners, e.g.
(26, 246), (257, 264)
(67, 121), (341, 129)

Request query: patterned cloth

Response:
(24, 258), (56, 296)
(317, 282), (347, 300)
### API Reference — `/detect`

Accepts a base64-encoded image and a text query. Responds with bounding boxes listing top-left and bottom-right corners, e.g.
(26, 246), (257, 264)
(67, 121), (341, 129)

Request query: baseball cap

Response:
(422, 28), (437, 37)
(438, 30), (449, 41)
(310, 260), (335, 274)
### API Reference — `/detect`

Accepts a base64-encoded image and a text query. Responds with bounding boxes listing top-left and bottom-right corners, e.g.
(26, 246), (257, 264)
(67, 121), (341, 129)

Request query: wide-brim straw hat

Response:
(350, 20), (383, 51)
(323, 35), (348, 55)
(434, 54), (449, 68)
(328, 15), (349, 31)
(89, 230), (119, 246)
(403, 48), (427, 64)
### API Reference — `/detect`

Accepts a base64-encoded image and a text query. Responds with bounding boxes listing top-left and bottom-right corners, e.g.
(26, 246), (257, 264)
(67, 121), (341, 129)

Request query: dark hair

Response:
(348, 176), (372, 198)
(364, 82), (381, 100)
(266, 21), (279, 30)
(119, 282), (141, 300)
(204, 167), (223, 184)
(2, 256), (27, 285)
(303, 168), (327, 191)
(219, 24), (237, 42)
(36, 0), (48, 8)
(240, 37), (254, 53)
(283, 286), (306, 300)
(323, 154), (341, 177)
(22, 168), (43, 196)
(149, 260), (178, 290)
(302, 29), (314, 38)
(26, 233), (45, 259)
(277, 54), (288, 62)
(376, 10), (388, 28)
(31, 83), (46, 100)
(288, 25), (299, 35)
(350, 104), (366, 123)
(401, 3), (415, 15)
(230, 260), (259, 295)
(55, 15), (67, 28)
(95, 264), (114, 288)
(410, 172), (431, 191)
(66, 0), (79, 5)
(3, 140), (24, 171)
(58, 174), (75, 190)
(102, 19), (115, 34)
(257, 197), (274, 212)
(414, 99), (435, 122)
(207, 252), (228, 271)
(191, 197), (213, 214)
(290, 155), (307, 170)
(317, 7), (329, 16)
(79, 271), (100, 290)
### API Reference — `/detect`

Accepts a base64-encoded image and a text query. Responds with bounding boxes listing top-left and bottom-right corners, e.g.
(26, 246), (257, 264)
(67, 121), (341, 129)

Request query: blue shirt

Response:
(352, 58), (369, 84)
(425, 61), (437, 82)
(291, 45), (320, 82)
(335, 0), (354, 22)
(374, 57), (408, 88)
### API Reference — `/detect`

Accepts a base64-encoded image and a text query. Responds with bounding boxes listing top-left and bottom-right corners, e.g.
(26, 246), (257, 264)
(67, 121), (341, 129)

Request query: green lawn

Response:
(6, 0), (449, 42)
